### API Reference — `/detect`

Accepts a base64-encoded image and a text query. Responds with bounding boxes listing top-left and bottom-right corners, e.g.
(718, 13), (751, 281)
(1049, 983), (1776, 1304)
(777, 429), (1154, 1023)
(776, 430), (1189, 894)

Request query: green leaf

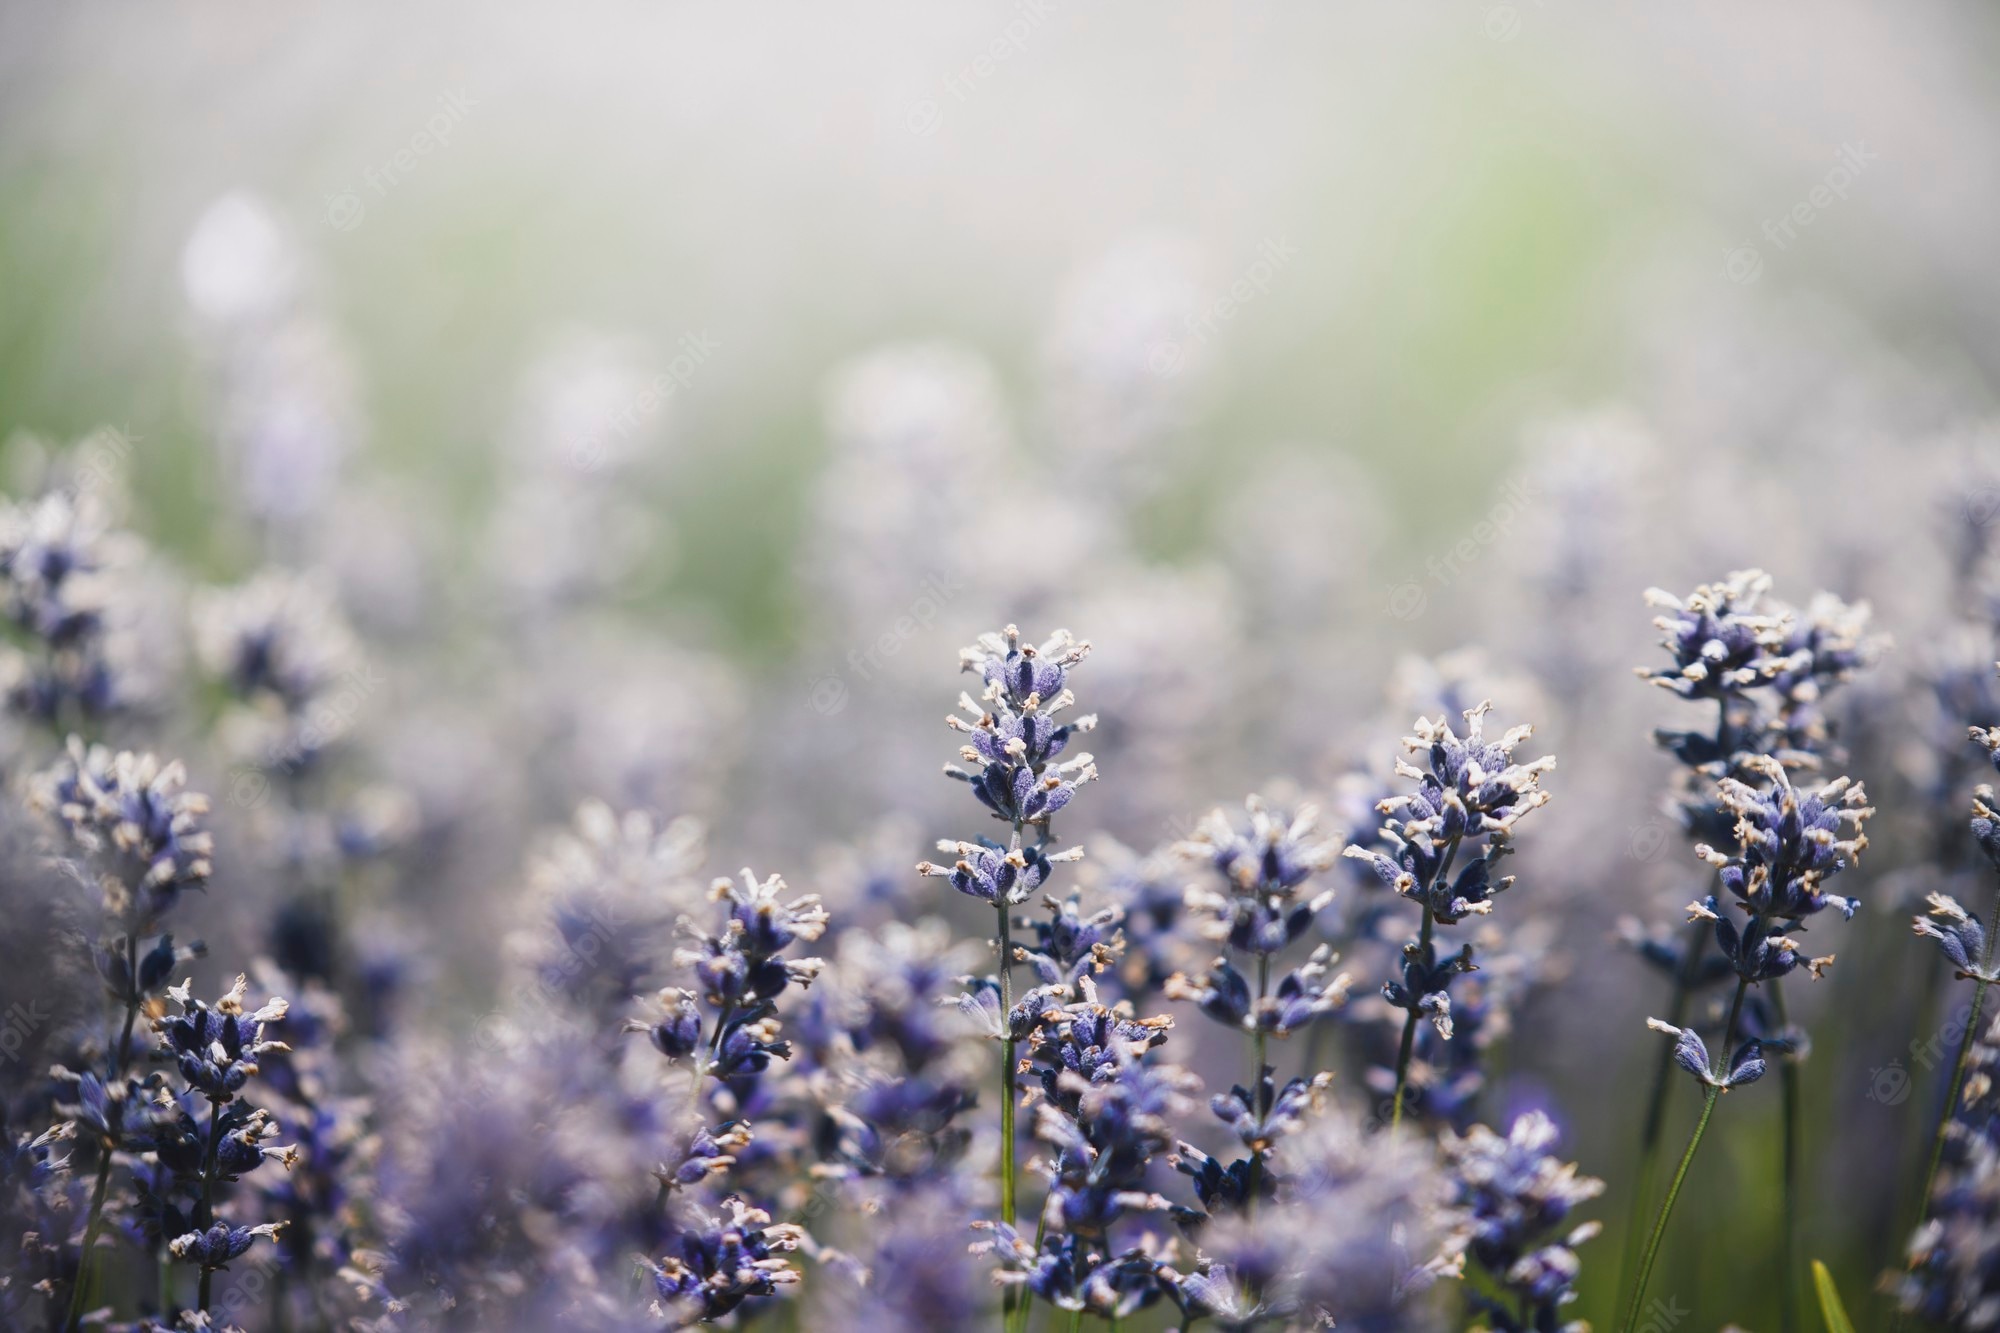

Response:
(1812, 1259), (1857, 1333)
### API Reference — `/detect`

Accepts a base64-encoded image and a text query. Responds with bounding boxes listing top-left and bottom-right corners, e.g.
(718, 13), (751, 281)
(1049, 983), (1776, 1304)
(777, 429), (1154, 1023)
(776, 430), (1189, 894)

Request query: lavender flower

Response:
(648, 1197), (804, 1325)
(1443, 1111), (1604, 1331)
(1178, 797), (1341, 956)
(1638, 570), (1790, 707)
(634, 869), (826, 1083)
(975, 980), (1195, 1319)
(0, 484), (134, 723)
(33, 738), (215, 930)
(944, 625), (1098, 828)
(1343, 702), (1553, 1129)
(924, 624), (1099, 1283)
(139, 977), (297, 1312)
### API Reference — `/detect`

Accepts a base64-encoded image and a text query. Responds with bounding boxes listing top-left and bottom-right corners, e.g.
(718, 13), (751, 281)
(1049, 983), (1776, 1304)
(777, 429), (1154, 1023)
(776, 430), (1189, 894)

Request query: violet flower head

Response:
(976, 980), (1194, 1318)
(1443, 1110), (1604, 1330)
(0, 484), (132, 720)
(1178, 796), (1341, 955)
(168, 1219), (287, 1272)
(1917, 890), (2000, 984)
(1382, 938), (1478, 1040)
(1696, 755), (1872, 929)
(1637, 569), (1789, 704)
(1645, 1018), (1768, 1092)
(649, 1196), (804, 1326)
(636, 869), (826, 1082)
(1020, 892), (1127, 988)
(1165, 945), (1349, 1038)
(919, 836), (1080, 906)
(1343, 703), (1553, 924)
(944, 624), (1099, 828)
(32, 737), (215, 928)
(159, 975), (292, 1104)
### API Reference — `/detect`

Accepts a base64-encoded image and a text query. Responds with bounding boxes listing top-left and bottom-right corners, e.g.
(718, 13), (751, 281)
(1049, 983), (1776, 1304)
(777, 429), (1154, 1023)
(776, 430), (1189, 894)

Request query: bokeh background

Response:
(4, 3), (2000, 1328)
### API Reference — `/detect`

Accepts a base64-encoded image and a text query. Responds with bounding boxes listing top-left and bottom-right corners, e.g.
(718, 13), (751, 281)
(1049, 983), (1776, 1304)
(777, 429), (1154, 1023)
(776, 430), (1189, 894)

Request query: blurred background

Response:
(4, 3), (2000, 1328)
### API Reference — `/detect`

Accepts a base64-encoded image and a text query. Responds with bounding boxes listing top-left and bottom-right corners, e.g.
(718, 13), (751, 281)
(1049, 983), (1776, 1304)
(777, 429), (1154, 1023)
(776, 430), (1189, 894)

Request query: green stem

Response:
(1619, 974), (1752, 1333)
(998, 899), (1017, 1227)
(1620, 697), (1738, 1301)
(64, 932), (143, 1333)
(1618, 917), (1707, 1300)
(1918, 975), (1992, 1215)
(1622, 1086), (1718, 1333)
(62, 1147), (115, 1333)
(1066, 1308), (1083, 1333)
(1770, 980), (1802, 1333)
(1389, 908), (1435, 1132)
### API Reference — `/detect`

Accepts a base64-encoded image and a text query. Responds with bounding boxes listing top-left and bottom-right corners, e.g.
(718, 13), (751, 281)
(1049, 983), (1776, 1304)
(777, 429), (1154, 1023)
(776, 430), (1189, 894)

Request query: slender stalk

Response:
(1915, 975), (1992, 1225)
(197, 1098), (221, 1312)
(1621, 1086), (1717, 1333)
(1620, 975), (1751, 1333)
(1247, 952), (1271, 1210)
(998, 899), (1018, 1227)
(1618, 918), (1705, 1287)
(1388, 830), (1465, 1133)
(61, 1148), (115, 1333)
(64, 931), (143, 1333)
(1770, 980), (1802, 1333)
(113, 932), (140, 1075)
(1389, 908), (1435, 1132)
(1621, 699), (1735, 1298)
(1066, 1307), (1083, 1333)
(998, 894), (1019, 1333)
